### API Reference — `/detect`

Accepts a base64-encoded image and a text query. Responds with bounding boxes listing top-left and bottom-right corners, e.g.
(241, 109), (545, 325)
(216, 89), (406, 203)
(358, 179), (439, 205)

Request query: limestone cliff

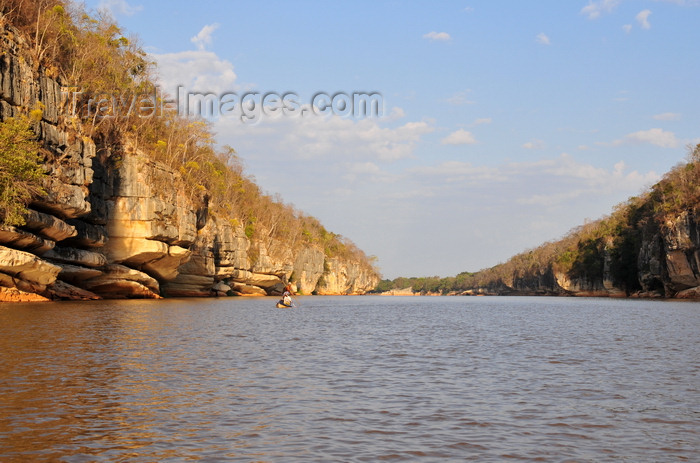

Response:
(459, 211), (700, 299)
(0, 22), (379, 302)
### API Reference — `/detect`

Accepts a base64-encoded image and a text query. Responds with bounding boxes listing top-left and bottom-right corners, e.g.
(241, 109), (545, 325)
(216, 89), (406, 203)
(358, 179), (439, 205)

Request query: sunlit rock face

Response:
(314, 257), (380, 295)
(0, 21), (403, 302)
(660, 212), (700, 295)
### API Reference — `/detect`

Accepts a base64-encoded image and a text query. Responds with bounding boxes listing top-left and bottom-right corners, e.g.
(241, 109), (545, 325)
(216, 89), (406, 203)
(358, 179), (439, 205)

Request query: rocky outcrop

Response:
(0, 21), (378, 301)
(315, 256), (380, 295)
(453, 211), (700, 299)
(658, 212), (700, 297)
(292, 247), (325, 294)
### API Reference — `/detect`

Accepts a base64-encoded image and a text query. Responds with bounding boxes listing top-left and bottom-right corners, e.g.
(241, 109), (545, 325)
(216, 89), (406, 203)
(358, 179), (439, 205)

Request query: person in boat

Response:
(277, 282), (294, 307)
(283, 282), (294, 298)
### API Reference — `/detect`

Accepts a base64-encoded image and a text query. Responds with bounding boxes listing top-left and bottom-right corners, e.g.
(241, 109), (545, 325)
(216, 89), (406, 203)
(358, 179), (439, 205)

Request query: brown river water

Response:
(0, 296), (698, 462)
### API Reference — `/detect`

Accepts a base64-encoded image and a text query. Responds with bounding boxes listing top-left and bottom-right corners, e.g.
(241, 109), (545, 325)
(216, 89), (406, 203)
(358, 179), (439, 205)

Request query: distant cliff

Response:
(376, 152), (700, 299)
(0, 18), (379, 302)
(468, 210), (700, 298)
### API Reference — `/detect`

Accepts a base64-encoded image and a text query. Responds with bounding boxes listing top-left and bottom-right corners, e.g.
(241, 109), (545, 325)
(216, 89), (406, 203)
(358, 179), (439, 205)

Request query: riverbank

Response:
(374, 287), (700, 299)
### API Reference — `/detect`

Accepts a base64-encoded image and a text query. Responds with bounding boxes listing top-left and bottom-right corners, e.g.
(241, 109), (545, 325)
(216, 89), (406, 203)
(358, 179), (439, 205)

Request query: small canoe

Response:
(276, 301), (293, 308)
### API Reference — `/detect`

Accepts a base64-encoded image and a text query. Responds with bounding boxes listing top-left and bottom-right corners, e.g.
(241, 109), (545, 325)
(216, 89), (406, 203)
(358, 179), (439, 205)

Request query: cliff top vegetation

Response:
(374, 144), (700, 295)
(0, 0), (379, 279)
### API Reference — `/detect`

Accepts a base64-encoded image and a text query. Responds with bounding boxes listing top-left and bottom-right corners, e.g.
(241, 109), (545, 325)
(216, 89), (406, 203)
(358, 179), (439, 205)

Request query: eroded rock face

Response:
(292, 247), (325, 294)
(23, 209), (77, 241)
(0, 22), (379, 301)
(661, 212), (700, 293)
(0, 225), (55, 255)
(315, 257), (380, 295)
(82, 264), (160, 299)
(0, 245), (61, 285)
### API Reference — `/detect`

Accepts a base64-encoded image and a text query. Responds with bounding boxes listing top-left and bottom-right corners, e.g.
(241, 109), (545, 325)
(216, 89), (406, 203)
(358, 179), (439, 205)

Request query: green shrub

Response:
(0, 116), (46, 226)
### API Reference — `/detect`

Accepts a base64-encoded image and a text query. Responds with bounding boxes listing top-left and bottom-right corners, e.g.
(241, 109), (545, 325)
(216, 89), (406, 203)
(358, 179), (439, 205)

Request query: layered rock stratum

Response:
(0, 22), (378, 302)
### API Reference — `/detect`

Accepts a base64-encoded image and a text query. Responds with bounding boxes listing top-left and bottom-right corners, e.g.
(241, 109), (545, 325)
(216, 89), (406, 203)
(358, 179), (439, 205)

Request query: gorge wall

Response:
(462, 211), (700, 299)
(0, 24), (379, 302)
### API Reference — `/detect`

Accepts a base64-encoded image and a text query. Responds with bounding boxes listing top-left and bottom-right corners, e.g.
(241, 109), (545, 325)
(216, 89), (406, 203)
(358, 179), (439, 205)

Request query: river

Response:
(0, 296), (697, 462)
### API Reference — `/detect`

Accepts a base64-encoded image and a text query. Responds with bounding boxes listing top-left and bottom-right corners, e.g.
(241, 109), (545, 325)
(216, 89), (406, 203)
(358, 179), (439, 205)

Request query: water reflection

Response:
(0, 297), (698, 462)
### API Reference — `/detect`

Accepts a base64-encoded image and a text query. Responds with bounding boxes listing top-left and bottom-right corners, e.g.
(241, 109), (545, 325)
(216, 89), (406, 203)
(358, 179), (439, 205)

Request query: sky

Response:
(85, 0), (699, 279)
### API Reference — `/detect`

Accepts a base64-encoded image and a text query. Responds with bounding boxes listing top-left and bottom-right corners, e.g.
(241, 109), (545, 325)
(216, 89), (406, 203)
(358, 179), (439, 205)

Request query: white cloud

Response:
(446, 90), (475, 106)
(151, 50), (238, 96)
(407, 161), (502, 184)
(636, 9), (652, 29)
(618, 128), (679, 148)
(536, 33), (551, 45)
(343, 161), (398, 183)
(98, 0), (142, 16)
(398, 153), (658, 210)
(152, 43), (432, 165)
(662, 0), (700, 5)
(191, 23), (220, 50)
(581, 0), (621, 19)
(387, 107), (406, 120)
(653, 112), (681, 121)
(423, 31), (451, 42)
(522, 139), (545, 149)
(513, 154), (659, 206)
(441, 129), (477, 145)
(474, 118), (492, 125)
(217, 112), (434, 164)
(623, 24), (633, 33)
(517, 190), (588, 207)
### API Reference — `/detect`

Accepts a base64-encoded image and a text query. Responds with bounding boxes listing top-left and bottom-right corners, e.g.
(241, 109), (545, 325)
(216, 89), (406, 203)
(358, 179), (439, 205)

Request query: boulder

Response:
(141, 245), (191, 281)
(83, 264), (160, 298)
(212, 281), (231, 297)
(0, 225), (55, 254)
(43, 246), (107, 268)
(675, 286), (700, 299)
(46, 280), (101, 301)
(22, 209), (77, 242)
(0, 270), (46, 295)
(212, 281), (231, 292)
(56, 264), (103, 285)
(241, 273), (284, 290)
(84, 279), (160, 299)
(0, 245), (61, 285)
(229, 282), (267, 296)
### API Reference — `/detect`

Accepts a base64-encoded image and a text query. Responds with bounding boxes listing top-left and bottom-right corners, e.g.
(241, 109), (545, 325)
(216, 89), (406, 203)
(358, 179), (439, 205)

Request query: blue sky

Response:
(87, 0), (699, 279)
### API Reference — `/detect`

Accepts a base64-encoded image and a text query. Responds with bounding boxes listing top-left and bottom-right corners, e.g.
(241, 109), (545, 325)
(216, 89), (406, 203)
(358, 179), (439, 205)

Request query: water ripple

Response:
(0, 296), (698, 462)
